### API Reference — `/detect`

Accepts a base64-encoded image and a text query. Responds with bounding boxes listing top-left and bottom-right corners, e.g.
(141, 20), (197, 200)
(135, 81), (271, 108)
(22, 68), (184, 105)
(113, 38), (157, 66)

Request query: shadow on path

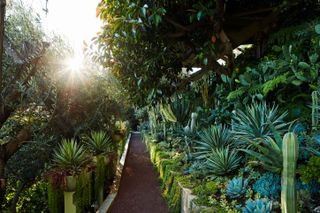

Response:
(108, 133), (169, 213)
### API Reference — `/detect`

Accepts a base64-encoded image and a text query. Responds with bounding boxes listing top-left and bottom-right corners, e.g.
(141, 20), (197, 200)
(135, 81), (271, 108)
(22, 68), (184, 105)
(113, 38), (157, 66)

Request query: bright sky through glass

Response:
(31, 0), (101, 54)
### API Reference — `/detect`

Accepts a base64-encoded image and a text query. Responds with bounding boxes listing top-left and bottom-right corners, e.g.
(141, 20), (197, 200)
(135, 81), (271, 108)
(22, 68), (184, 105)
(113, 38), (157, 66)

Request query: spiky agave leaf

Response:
(206, 147), (241, 176)
(53, 139), (88, 174)
(194, 125), (235, 159)
(240, 136), (282, 173)
(232, 101), (288, 142)
(86, 131), (112, 155)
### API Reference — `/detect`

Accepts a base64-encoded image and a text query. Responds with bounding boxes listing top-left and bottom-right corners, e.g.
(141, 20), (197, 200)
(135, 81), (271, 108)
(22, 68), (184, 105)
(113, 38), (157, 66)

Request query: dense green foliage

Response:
(300, 156), (320, 184)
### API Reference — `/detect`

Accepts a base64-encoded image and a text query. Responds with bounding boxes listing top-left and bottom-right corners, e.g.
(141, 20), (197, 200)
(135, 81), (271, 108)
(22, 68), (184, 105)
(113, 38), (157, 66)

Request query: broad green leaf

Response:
(298, 62), (310, 69)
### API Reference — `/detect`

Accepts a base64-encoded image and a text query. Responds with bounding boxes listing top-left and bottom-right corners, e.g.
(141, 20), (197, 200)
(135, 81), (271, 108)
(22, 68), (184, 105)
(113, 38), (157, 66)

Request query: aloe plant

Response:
(85, 131), (112, 156)
(194, 125), (235, 159)
(53, 139), (88, 175)
(232, 101), (288, 142)
(281, 132), (298, 213)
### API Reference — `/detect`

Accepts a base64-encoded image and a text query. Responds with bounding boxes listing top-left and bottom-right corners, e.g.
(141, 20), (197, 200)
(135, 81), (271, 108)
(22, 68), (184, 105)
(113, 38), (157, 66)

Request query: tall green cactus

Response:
(312, 91), (319, 131)
(281, 133), (298, 213)
(190, 112), (197, 133)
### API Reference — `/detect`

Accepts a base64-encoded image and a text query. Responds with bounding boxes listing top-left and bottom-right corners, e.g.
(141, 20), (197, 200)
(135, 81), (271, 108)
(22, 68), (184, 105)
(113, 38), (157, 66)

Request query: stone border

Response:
(96, 132), (133, 213)
(144, 134), (208, 213)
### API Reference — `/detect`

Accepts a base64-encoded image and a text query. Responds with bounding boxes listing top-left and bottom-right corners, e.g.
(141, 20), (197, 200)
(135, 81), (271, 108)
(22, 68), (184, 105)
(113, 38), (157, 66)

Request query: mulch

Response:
(107, 133), (169, 213)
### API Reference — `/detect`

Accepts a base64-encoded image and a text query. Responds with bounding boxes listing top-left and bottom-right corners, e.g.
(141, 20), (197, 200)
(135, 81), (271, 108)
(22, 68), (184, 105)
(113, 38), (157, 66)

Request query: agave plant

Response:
(206, 147), (241, 176)
(232, 101), (288, 143)
(240, 136), (282, 173)
(226, 176), (249, 199)
(194, 125), (235, 159)
(170, 95), (192, 126)
(85, 131), (112, 156)
(53, 139), (88, 175)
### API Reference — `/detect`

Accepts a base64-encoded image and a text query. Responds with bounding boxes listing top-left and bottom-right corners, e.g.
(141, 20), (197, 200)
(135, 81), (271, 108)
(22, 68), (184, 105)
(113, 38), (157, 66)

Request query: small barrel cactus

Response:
(226, 176), (249, 199)
(242, 198), (272, 213)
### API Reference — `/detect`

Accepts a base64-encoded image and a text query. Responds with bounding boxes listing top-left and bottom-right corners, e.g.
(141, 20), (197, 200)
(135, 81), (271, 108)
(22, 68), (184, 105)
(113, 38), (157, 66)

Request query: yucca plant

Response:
(85, 131), (112, 156)
(194, 125), (235, 159)
(206, 147), (241, 176)
(232, 101), (288, 142)
(53, 139), (88, 175)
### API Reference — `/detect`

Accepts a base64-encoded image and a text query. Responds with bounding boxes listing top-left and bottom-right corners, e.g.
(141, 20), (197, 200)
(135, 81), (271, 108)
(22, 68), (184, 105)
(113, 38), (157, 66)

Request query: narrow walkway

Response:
(108, 133), (169, 213)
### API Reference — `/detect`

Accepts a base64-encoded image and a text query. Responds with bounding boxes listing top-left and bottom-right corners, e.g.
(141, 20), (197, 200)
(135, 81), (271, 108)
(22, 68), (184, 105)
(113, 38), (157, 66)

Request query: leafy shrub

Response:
(253, 172), (281, 199)
(194, 125), (235, 159)
(242, 198), (272, 213)
(226, 176), (249, 199)
(232, 101), (288, 142)
(300, 156), (320, 184)
(53, 139), (89, 175)
(206, 147), (241, 176)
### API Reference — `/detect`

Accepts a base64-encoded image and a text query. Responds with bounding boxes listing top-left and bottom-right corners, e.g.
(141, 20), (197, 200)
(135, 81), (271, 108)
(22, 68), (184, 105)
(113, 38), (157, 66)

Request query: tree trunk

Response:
(0, 0), (6, 112)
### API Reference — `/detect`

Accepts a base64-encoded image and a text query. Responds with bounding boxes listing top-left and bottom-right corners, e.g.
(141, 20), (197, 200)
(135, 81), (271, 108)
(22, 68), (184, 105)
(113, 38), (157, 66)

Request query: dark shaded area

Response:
(108, 133), (169, 213)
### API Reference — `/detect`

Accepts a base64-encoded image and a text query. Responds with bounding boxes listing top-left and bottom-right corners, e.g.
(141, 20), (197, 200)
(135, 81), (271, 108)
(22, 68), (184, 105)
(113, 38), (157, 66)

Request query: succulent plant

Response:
(253, 172), (281, 199)
(242, 198), (272, 213)
(240, 136), (283, 173)
(53, 139), (88, 175)
(281, 132), (298, 213)
(232, 101), (288, 142)
(194, 125), (235, 159)
(206, 147), (241, 176)
(293, 123), (306, 135)
(226, 176), (249, 199)
(297, 178), (320, 195)
(85, 131), (112, 156)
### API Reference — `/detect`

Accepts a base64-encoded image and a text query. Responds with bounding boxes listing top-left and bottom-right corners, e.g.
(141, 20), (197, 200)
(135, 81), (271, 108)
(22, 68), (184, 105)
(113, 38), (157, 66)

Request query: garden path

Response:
(107, 132), (169, 213)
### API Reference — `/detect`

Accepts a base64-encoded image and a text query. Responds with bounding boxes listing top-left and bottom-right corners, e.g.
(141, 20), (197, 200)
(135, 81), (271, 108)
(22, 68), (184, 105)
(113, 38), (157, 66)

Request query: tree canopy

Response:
(94, 0), (319, 104)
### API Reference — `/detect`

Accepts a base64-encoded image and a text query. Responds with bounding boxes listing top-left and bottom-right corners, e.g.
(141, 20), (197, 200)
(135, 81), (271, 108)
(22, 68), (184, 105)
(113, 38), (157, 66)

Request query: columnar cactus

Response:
(190, 112), (197, 133)
(281, 133), (298, 213)
(312, 91), (319, 131)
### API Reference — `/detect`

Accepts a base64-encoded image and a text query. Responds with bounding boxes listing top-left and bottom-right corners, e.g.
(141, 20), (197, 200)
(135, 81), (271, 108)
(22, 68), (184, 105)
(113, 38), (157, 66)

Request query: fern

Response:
(262, 73), (288, 96)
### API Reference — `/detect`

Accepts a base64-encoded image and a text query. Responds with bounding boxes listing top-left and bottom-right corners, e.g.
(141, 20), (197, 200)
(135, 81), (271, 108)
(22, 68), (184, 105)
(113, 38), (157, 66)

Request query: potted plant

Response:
(85, 131), (113, 205)
(52, 139), (89, 191)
